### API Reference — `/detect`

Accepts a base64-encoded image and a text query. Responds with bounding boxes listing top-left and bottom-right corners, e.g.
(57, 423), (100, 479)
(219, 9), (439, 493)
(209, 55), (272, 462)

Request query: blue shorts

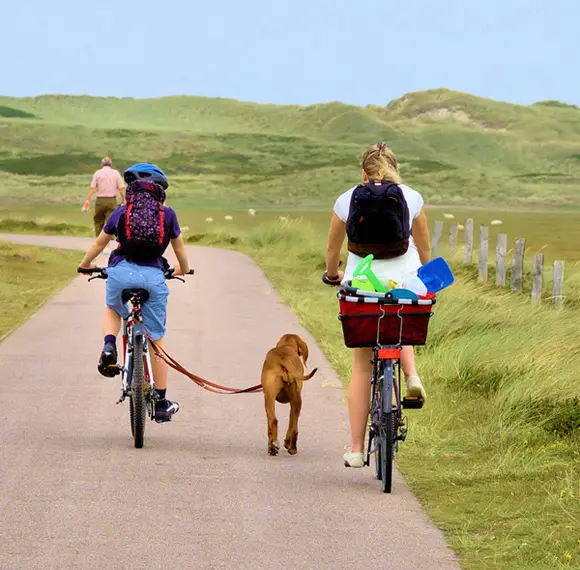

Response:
(105, 260), (169, 340)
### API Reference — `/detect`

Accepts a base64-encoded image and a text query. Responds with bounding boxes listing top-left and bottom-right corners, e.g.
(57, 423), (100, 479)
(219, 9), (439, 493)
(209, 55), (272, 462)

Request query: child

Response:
(78, 163), (192, 423)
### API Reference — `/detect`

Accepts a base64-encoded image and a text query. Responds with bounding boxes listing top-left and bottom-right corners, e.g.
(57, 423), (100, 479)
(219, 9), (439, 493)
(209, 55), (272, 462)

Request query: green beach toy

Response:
(352, 254), (387, 293)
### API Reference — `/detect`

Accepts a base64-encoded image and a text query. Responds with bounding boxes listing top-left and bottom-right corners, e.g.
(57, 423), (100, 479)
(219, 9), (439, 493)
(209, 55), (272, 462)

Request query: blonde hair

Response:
(361, 143), (401, 184)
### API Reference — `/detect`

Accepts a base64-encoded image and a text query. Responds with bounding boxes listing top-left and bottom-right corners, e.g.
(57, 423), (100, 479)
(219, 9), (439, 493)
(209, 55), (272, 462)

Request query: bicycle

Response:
(78, 266), (193, 448)
(326, 275), (435, 493)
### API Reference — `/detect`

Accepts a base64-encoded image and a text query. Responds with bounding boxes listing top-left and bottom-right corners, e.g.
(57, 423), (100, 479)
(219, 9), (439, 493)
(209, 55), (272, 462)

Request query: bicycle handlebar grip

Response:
(322, 272), (342, 286)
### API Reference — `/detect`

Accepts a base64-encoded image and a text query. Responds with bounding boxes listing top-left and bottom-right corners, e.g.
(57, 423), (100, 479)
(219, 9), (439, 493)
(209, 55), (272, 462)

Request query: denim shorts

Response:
(105, 260), (169, 340)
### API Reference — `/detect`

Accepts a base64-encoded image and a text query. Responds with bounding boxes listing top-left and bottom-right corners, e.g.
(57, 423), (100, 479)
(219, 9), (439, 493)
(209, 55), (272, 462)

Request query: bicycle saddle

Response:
(121, 288), (150, 304)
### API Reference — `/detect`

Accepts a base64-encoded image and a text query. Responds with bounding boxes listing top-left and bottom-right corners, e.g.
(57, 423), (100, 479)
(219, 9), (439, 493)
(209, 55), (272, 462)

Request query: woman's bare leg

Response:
(347, 347), (373, 452)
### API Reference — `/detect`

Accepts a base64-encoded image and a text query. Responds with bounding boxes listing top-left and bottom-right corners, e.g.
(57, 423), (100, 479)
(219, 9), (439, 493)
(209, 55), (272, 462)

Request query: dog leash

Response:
(148, 338), (263, 395)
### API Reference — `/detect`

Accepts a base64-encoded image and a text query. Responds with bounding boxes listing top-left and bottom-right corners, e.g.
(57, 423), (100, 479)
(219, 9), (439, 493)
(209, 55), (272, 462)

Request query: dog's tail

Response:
(296, 368), (318, 382)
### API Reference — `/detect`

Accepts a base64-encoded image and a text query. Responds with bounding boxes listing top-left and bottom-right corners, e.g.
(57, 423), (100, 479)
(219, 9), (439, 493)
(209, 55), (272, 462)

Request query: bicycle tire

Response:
(131, 335), (146, 449)
(380, 359), (395, 493)
(372, 365), (384, 481)
(380, 412), (394, 493)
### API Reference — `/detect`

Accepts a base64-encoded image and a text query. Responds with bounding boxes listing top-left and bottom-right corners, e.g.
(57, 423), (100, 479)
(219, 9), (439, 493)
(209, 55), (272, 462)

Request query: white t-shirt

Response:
(333, 183), (425, 283)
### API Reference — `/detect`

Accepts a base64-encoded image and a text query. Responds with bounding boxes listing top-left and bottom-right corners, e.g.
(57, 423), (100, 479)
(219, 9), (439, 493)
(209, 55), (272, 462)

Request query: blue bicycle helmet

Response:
(123, 163), (169, 189)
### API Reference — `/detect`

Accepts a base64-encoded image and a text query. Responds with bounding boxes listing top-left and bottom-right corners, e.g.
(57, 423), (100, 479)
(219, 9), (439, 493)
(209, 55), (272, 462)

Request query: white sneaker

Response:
(343, 450), (364, 468)
(406, 375), (427, 401)
(103, 247), (111, 255)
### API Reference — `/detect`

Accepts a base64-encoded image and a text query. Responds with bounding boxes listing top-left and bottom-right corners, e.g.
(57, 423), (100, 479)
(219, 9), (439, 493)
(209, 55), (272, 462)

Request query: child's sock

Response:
(156, 389), (167, 401)
(104, 334), (116, 346)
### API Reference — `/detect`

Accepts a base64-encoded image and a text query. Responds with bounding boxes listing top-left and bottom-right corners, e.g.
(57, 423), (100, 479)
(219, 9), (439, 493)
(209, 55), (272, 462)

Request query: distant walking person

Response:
(82, 157), (126, 236)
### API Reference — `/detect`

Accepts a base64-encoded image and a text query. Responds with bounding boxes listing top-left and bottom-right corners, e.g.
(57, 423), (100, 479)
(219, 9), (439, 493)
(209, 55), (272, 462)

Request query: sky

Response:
(1, 0), (578, 107)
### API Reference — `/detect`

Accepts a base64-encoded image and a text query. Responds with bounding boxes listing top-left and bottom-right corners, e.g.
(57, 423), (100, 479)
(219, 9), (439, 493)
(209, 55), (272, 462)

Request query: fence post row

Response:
(478, 226), (489, 282)
(463, 218), (474, 264)
(496, 233), (507, 287)
(433, 220), (566, 308)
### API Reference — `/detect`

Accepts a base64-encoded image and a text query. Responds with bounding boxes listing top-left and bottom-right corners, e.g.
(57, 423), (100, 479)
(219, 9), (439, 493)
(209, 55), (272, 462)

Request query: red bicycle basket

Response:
(338, 296), (434, 348)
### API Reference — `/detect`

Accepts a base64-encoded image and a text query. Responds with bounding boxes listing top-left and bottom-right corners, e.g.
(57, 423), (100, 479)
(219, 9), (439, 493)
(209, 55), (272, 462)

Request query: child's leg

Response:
(102, 307), (122, 337)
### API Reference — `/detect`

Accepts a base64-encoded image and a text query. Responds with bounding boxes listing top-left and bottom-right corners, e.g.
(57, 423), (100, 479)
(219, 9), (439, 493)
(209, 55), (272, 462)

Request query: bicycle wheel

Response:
(130, 334), (146, 449)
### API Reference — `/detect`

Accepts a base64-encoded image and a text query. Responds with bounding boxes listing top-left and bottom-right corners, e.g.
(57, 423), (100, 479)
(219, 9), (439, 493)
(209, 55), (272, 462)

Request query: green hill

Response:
(1, 88), (579, 210)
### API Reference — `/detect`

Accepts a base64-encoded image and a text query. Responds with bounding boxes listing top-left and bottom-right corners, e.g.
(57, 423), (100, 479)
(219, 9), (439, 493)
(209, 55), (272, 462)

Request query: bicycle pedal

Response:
(402, 397), (424, 409)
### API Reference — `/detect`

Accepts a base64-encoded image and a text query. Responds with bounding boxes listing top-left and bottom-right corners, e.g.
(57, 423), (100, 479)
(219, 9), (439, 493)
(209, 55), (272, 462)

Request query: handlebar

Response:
(321, 259), (343, 287)
(77, 267), (194, 282)
(322, 272), (342, 286)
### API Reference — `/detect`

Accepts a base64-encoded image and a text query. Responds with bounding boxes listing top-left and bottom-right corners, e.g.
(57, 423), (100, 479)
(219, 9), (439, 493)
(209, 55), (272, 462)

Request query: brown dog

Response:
(261, 334), (317, 456)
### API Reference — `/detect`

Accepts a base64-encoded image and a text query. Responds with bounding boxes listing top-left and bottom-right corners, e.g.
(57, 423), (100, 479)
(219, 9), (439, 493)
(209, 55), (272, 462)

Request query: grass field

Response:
(186, 219), (578, 570)
(0, 242), (80, 339)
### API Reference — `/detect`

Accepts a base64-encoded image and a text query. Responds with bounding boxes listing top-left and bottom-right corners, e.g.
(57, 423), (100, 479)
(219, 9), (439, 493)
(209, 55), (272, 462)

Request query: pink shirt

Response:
(90, 166), (124, 198)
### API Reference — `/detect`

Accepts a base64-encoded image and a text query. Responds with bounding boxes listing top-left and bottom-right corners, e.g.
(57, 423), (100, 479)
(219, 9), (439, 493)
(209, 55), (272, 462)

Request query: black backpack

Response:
(117, 180), (167, 262)
(346, 179), (411, 259)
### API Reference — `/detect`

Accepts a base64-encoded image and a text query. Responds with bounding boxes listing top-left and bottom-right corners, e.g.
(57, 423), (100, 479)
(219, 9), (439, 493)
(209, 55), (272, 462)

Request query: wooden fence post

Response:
(463, 218), (474, 264)
(531, 254), (544, 303)
(478, 226), (489, 282)
(496, 234), (507, 286)
(448, 222), (458, 250)
(432, 220), (443, 257)
(552, 261), (565, 308)
(511, 238), (526, 293)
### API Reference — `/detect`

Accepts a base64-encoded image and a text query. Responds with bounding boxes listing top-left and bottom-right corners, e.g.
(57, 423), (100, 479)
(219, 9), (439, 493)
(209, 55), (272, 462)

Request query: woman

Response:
(324, 143), (431, 468)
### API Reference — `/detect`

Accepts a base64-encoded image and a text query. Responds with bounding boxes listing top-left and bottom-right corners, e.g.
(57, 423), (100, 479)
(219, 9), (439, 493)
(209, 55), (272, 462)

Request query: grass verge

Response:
(0, 242), (80, 339)
(187, 220), (579, 570)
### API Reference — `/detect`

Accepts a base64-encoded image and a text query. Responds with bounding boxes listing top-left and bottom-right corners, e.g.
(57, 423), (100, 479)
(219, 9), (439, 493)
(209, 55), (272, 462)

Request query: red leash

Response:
(149, 338), (263, 395)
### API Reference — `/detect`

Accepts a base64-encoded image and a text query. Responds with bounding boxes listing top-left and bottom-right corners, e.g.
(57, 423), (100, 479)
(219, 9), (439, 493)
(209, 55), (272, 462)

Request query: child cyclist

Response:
(78, 163), (192, 423)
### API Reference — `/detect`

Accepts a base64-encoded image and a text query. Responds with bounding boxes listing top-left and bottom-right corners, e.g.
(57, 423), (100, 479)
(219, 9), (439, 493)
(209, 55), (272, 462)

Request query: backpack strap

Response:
(158, 205), (165, 245)
(125, 203), (134, 239)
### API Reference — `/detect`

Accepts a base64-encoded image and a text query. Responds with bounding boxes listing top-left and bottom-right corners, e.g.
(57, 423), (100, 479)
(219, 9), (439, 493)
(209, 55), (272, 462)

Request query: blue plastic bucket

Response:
(417, 257), (455, 293)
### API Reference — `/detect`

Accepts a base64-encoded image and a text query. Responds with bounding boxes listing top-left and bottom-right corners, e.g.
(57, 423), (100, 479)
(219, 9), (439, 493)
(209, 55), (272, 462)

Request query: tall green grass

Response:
(186, 219), (579, 570)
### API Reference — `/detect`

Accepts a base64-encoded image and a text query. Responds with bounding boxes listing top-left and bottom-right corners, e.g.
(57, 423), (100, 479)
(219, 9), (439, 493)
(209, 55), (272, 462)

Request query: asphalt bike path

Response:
(0, 234), (459, 569)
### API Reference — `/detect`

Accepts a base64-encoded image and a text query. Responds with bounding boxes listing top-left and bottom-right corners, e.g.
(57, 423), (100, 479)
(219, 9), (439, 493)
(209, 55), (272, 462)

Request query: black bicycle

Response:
(78, 267), (192, 448)
(326, 274), (435, 493)
(366, 346), (424, 492)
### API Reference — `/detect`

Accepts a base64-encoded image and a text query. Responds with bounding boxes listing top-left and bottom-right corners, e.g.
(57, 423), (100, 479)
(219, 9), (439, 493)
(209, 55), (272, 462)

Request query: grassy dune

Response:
(2, 88), (580, 209)
(186, 220), (579, 570)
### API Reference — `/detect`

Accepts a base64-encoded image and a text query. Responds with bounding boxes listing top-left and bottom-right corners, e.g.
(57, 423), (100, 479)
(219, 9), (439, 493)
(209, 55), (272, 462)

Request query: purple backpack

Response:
(118, 180), (167, 262)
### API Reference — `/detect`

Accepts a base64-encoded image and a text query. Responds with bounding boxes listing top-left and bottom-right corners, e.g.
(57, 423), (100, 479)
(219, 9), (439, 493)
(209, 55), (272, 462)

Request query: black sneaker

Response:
(97, 342), (120, 377)
(154, 399), (180, 423)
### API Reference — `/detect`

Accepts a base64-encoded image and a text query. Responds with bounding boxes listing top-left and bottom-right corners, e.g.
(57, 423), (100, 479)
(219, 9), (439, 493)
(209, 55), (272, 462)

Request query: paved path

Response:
(0, 234), (459, 570)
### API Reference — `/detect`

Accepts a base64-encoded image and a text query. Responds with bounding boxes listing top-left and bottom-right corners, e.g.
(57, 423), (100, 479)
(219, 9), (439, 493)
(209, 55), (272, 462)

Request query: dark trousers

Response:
(93, 197), (118, 236)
